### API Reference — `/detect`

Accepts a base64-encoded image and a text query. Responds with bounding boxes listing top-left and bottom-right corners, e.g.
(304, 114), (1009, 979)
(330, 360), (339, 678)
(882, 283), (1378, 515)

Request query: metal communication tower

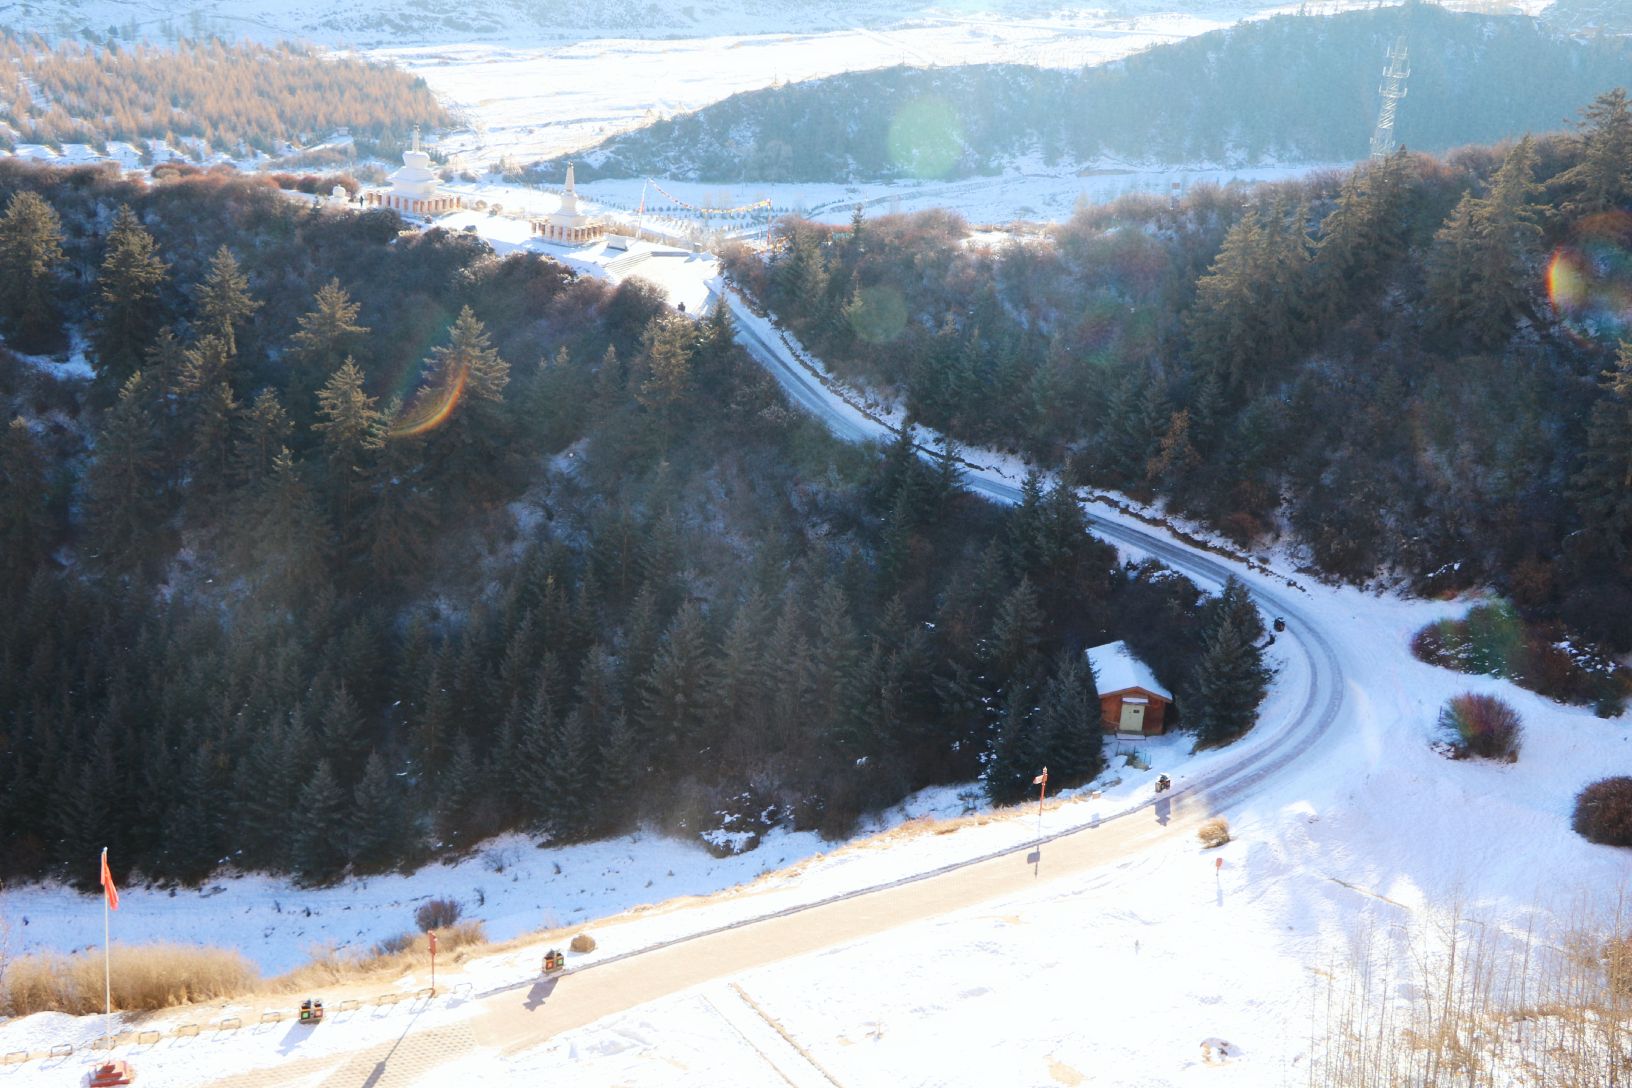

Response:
(1369, 37), (1409, 161)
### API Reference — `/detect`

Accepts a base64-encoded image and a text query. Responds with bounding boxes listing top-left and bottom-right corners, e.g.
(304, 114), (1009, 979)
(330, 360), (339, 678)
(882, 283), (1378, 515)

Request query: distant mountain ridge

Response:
(540, 4), (1632, 183)
(0, 0), (1282, 46)
(0, 0), (1588, 47)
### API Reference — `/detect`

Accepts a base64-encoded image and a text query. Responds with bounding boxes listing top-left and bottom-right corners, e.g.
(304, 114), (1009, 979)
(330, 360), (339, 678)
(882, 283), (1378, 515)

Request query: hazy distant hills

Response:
(1543, 0), (1632, 35)
(0, 0), (1245, 45)
(0, 0), (1598, 47)
(542, 4), (1632, 183)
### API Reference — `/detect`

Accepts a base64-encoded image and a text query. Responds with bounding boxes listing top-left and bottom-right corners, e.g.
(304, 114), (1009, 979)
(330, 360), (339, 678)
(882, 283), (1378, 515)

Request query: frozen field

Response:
(378, 11), (1237, 170)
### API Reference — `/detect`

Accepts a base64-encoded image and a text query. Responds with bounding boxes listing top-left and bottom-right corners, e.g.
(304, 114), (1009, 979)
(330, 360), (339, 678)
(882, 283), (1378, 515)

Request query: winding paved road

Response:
(214, 297), (1346, 1088)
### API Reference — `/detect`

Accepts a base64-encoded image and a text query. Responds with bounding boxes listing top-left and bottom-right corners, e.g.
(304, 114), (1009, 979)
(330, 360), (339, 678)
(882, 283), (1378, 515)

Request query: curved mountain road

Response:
(214, 300), (1346, 1088)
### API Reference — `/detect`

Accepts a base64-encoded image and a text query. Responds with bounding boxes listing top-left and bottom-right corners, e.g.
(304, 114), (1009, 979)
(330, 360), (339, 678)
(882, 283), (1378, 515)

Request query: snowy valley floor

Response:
(5, 196), (1632, 1088)
(3, 488), (1630, 1087)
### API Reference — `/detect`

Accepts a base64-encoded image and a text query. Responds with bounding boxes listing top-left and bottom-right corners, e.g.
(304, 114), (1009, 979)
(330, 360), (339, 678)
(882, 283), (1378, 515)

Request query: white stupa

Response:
(534, 163), (606, 245)
(364, 128), (460, 217)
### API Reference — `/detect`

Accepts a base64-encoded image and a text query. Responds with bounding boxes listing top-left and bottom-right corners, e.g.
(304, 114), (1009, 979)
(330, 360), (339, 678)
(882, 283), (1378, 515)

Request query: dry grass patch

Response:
(1198, 817), (1231, 849)
(2, 943), (258, 1016)
(271, 920), (486, 995)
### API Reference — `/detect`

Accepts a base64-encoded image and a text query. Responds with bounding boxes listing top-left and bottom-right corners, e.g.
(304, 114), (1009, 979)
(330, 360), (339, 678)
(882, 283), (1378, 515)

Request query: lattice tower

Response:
(1369, 36), (1410, 161)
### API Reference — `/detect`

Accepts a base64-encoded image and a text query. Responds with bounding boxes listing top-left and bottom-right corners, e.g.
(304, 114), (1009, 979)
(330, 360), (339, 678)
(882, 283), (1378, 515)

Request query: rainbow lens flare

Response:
(1547, 211), (1632, 340)
(388, 363), (467, 439)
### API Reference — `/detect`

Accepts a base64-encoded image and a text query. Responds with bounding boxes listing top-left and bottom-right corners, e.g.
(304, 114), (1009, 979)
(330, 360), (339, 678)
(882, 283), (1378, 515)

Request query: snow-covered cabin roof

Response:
(1086, 641), (1172, 701)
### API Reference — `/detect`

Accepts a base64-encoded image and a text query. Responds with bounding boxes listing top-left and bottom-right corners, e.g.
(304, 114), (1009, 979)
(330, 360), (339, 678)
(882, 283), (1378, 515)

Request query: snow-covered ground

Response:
(3, 270), (1630, 1086)
(573, 158), (1354, 227)
(378, 11), (1238, 170)
(6, 0), (1538, 49)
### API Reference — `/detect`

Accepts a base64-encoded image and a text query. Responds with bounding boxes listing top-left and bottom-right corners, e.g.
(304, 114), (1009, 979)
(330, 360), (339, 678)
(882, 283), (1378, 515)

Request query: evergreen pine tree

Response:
(0, 190), (65, 351)
(639, 601), (716, 767)
(983, 685), (1043, 806)
(187, 380), (239, 498)
(92, 204), (169, 386)
(1038, 652), (1102, 788)
(313, 357), (384, 533)
(193, 246), (259, 356)
(0, 417), (53, 586)
(232, 387), (292, 487)
(1551, 88), (1632, 219)
(351, 750), (408, 873)
(84, 372), (168, 574)
(1570, 341), (1632, 562)
(1186, 613), (1271, 748)
(987, 577), (1045, 686)
(287, 279), (370, 402)
(319, 682), (370, 781)
(290, 758), (349, 883)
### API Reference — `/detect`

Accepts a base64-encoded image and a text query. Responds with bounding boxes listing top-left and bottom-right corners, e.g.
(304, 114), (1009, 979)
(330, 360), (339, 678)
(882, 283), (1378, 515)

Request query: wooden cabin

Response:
(1086, 641), (1173, 736)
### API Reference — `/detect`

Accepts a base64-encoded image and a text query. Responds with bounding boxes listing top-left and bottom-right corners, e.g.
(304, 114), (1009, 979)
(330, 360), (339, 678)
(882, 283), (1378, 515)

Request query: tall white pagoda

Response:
(365, 129), (460, 217)
(533, 163), (606, 245)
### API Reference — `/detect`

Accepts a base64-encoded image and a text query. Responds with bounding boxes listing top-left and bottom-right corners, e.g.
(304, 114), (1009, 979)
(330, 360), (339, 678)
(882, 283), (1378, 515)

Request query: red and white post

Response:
(428, 929), (438, 995)
(1032, 767), (1049, 839)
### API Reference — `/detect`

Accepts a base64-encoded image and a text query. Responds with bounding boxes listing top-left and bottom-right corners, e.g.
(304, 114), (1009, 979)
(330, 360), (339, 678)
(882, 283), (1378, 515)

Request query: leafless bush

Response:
(569, 932), (597, 953)
(415, 897), (462, 932)
(1197, 817), (1231, 849)
(1574, 777), (1632, 847)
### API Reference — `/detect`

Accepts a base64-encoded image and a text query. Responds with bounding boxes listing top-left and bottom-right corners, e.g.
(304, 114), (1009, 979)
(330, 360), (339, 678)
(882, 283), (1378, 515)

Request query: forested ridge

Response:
(731, 89), (1632, 704)
(0, 161), (1264, 888)
(0, 33), (453, 158)
(548, 3), (1632, 184)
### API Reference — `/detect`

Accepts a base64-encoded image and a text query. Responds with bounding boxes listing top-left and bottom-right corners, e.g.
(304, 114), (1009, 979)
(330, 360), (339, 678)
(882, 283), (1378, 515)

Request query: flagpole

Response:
(102, 847), (112, 1048)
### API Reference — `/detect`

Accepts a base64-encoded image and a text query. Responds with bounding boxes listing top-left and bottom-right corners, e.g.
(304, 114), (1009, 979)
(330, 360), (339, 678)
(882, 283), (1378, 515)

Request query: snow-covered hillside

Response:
(0, 0), (1561, 47)
(1, 247), (1628, 1081)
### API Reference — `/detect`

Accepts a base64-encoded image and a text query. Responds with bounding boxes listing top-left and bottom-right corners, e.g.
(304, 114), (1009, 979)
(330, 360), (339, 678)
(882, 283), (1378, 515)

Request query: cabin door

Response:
(1118, 702), (1146, 733)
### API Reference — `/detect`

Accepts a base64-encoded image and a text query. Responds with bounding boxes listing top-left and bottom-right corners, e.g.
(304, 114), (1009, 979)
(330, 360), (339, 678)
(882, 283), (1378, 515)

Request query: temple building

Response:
(533, 164), (607, 245)
(365, 129), (461, 217)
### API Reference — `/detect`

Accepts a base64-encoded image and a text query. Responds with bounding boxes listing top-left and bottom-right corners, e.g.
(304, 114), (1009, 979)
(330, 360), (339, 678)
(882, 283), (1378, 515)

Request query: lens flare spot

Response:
(1549, 211), (1632, 341)
(389, 364), (467, 439)
(1548, 249), (1588, 311)
(846, 284), (908, 344)
(887, 98), (963, 180)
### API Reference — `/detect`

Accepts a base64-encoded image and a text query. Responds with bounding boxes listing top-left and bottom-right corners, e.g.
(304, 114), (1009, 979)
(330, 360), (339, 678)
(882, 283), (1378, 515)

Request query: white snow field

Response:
(2, 231), (1629, 1085)
(379, 11), (1234, 171)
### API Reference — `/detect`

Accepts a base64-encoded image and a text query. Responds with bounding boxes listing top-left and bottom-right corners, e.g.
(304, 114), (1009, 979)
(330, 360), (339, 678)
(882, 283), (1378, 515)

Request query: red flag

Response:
(1032, 767), (1048, 785)
(100, 847), (119, 911)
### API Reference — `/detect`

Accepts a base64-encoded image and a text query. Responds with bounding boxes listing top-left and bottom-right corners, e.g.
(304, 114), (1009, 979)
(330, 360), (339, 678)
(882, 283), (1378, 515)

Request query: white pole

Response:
(102, 847), (111, 1049)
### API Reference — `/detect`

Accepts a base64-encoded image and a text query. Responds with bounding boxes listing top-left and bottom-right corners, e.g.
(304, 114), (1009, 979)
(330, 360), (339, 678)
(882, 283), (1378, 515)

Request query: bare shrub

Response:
(372, 932), (415, 957)
(1197, 817), (1231, 849)
(1574, 777), (1632, 847)
(1437, 692), (1523, 760)
(415, 897), (462, 932)
(569, 932), (596, 953)
(1, 943), (258, 1016)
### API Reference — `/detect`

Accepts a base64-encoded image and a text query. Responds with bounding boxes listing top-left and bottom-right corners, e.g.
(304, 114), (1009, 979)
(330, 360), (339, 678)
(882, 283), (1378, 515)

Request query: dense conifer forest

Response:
(0, 33), (453, 157)
(729, 89), (1632, 706)
(0, 160), (1262, 888)
(549, 4), (1632, 184)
